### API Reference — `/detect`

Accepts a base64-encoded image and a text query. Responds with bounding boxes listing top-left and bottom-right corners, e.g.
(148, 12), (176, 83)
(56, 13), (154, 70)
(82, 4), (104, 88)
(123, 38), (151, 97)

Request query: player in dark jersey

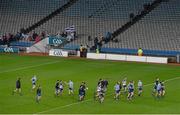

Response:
(79, 82), (87, 101)
(55, 80), (60, 96)
(127, 81), (134, 101)
(36, 85), (42, 103)
(12, 78), (22, 95)
(103, 79), (108, 92)
(79, 85), (85, 101)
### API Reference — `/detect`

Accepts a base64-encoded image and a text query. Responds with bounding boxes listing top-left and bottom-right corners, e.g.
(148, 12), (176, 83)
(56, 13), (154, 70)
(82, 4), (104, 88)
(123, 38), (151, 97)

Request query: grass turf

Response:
(0, 54), (180, 114)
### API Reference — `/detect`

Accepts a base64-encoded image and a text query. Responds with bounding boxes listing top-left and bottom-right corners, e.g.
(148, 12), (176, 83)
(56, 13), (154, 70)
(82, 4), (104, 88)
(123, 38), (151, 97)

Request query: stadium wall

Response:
(101, 48), (180, 57)
(87, 53), (168, 64)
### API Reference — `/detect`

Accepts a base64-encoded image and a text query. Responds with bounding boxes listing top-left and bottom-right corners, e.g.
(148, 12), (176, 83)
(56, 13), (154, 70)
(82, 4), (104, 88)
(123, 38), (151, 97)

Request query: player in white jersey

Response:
(96, 85), (104, 103)
(114, 82), (121, 100)
(122, 78), (127, 93)
(138, 80), (143, 96)
(156, 82), (162, 97)
(31, 75), (37, 90)
(68, 80), (74, 95)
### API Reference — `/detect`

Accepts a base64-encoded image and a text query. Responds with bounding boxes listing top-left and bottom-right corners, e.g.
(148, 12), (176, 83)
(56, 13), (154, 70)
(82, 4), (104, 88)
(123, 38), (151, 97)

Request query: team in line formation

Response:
(12, 76), (166, 103)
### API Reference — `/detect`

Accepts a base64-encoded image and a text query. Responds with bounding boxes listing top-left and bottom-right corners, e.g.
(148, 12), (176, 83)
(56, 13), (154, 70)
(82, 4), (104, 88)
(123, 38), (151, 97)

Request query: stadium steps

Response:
(111, 0), (164, 39)
(0, 0), (68, 34)
(24, 0), (79, 33)
(103, 0), (180, 51)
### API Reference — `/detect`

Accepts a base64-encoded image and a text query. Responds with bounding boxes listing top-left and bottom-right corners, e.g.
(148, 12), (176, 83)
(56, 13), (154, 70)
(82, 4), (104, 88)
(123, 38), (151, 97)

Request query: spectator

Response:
(96, 47), (99, 54)
(32, 31), (38, 41)
(94, 37), (98, 49)
(61, 32), (67, 37)
(35, 35), (41, 43)
(0, 35), (3, 45)
(104, 32), (112, 43)
(41, 31), (46, 39)
(80, 45), (83, 57)
(138, 48), (143, 56)
(14, 32), (21, 41)
(129, 13), (134, 22)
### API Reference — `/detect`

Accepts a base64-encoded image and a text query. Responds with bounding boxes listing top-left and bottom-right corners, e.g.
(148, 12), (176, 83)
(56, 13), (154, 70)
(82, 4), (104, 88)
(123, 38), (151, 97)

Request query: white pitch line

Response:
(0, 61), (60, 74)
(36, 76), (180, 114)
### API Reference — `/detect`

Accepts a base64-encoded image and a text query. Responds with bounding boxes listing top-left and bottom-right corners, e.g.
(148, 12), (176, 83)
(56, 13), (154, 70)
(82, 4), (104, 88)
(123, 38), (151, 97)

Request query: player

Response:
(79, 82), (87, 101)
(36, 85), (42, 103)
(114, 82), (121, 100)
(161, 81), (165, 96)
(79, 85), (85, 101)
(12, 77), (22, 95)
(156, 82), (162, 98)
(96, 84), (101, 99)
(31, 75), (37, 90)
(137, 80), (143, 96)
(103, 79), (108, 92)
(153, 77), (159, 94)
(55, 80), (60, 96)
(59, 80), (64, 95)
(98, 86), (105, 103)
(95, 84), (105, 103)
(122, 78), (127, 93)
(68, 80), (74, 95)
(127, 81), (134, 100)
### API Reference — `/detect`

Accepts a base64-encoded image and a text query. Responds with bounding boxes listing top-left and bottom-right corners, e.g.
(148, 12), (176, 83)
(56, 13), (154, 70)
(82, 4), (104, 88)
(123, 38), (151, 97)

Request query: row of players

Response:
(95, 78), (165, 103)
(12, 76), (165, 103)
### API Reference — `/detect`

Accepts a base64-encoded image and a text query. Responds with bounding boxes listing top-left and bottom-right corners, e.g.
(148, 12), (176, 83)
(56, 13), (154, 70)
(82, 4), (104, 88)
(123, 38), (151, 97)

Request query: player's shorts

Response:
(99, 93), (104, 98)
(116, 90), (120, 94)
(69, 88), (73, 90)
(60, 88), (63, 92)
(138, 87), (142, 91)
(123, 85), (126, 88)
(158, 90), (161, 93)
(129, 89), (134, 93)
(79, 92), (85, 97)
(37, 95), (41, 100)
(55, 88), (60, 92)
(37, 93), (41, 96)
(16, 85), (21, 89)
(32, 82), (36, 85)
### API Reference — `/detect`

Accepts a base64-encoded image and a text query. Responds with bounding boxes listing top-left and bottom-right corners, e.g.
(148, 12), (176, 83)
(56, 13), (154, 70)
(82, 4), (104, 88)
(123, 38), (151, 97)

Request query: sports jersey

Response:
(68, 81), (73, 89)
(16, 79), (21, 88)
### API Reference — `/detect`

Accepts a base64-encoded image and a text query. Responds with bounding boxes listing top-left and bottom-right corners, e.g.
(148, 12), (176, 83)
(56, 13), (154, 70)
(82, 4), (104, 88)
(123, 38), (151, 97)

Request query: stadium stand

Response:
(38, 0), (153, 49)
(0, 0), (69, 34)
(102, 0), (180, 53)
(0, 0), (179, 56)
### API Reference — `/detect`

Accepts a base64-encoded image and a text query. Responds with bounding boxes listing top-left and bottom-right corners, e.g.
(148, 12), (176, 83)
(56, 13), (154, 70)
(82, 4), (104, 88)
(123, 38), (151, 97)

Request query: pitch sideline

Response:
(36, 76), (180, 114)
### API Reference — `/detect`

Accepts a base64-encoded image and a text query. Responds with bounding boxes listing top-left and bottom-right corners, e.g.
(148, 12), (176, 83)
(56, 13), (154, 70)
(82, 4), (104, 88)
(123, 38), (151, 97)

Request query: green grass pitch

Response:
(0, 54), (180, 114)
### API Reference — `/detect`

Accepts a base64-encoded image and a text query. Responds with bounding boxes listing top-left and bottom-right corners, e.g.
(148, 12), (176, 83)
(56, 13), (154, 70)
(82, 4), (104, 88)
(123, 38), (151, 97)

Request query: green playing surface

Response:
(0, 54), (180, 114)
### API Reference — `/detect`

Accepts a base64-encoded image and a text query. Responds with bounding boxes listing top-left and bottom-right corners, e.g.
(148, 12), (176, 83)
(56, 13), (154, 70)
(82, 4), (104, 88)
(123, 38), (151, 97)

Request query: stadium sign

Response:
(49, 49), (68, 57)
(48, 36), (66, 46)
(53, 50), (63, 56)
(0, 47), (19, 53)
